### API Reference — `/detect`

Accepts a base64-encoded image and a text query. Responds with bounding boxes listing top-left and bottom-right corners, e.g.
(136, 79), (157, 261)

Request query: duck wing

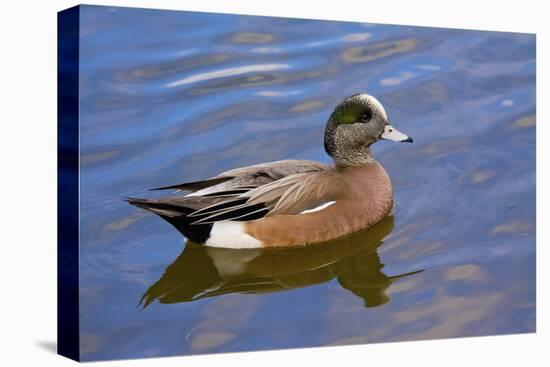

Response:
(150, 159), (329, 195)
(189, 170), (341, 224)
(127, 159), (330, 219)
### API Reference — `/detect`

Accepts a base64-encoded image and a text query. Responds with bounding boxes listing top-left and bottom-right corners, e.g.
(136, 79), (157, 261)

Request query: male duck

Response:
(126, 93), (412, 248)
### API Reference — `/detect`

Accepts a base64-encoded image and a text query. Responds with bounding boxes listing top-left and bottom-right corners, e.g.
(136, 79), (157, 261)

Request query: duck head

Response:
(324, 93), (412, 166)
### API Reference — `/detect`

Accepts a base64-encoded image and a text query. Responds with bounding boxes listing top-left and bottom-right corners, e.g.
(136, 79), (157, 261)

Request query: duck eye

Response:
(360, 109), (372, 123)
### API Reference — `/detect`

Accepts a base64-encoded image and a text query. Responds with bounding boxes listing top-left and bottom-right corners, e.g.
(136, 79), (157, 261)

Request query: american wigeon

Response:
(126, 93), (413, 248)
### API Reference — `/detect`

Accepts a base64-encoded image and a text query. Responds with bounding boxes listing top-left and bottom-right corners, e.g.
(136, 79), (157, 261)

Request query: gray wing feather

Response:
(143, 159), (334, 224)
(189, 159), (329, 197)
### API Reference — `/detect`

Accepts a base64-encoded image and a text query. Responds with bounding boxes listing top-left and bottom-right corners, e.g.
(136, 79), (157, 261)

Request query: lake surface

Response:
(77, 5), (536, 361)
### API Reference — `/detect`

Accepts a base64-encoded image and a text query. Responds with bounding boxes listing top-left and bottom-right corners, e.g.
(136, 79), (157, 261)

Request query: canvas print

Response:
(57, 4), (536, 362)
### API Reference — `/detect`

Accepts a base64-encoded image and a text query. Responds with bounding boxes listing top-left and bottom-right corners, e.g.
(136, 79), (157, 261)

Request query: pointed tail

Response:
(124, 197), (213, 244)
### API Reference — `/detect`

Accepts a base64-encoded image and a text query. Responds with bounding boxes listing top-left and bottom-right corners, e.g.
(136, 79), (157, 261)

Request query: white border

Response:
(0, 1), (546, 366)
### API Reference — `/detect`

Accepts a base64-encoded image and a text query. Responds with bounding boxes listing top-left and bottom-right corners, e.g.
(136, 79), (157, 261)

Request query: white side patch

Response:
(300, 201), (336, 214)
(205, 221), (263, 249)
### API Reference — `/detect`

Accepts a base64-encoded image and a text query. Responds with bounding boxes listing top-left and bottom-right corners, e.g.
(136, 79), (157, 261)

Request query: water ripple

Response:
(166, 63), (290, 88)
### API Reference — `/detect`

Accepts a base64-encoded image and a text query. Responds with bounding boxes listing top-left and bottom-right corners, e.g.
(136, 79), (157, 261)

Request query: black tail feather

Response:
(124, 197), (212, 244)
(191, 203), (268, 224)
(188, 198), (248, 217)
(149, 176), (233, 192)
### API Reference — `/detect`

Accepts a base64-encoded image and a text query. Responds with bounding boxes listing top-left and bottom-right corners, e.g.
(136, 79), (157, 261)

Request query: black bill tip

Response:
(400, 137), (413, 143)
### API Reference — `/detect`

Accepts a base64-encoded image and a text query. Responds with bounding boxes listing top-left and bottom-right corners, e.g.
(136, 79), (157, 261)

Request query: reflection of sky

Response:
(76, 5), (535, 361)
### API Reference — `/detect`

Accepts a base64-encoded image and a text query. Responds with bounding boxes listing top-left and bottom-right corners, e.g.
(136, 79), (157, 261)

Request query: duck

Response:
(126, 93), (413, 248)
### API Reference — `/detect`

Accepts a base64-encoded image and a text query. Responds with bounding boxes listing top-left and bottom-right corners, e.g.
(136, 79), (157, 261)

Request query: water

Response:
(77, 5), (536, 361)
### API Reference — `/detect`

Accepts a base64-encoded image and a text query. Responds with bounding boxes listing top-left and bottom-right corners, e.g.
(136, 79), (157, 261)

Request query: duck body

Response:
(126, 93), (412, 248)
(244, 161), (393, 247)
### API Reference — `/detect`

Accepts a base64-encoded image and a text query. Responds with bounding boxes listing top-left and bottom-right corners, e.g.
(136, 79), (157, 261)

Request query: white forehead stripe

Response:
(357, 94), (387, 120)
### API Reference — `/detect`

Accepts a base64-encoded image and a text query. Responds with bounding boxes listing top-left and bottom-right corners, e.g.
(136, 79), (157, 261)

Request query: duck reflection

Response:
(140, 216), (422, 308)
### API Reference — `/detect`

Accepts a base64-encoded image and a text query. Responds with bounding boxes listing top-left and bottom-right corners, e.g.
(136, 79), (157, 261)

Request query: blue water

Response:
(77, 5), (536, 361)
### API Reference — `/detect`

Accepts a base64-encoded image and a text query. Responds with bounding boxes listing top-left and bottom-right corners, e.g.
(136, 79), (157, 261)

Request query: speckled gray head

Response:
(324, 93), (412, 166)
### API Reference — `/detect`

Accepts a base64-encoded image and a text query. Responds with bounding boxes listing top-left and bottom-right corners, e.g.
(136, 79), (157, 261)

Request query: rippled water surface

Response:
(77, 5), (536, 361)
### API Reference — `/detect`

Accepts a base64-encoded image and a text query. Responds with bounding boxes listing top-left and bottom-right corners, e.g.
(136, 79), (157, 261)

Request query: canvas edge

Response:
(57, 5), (81, 362)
